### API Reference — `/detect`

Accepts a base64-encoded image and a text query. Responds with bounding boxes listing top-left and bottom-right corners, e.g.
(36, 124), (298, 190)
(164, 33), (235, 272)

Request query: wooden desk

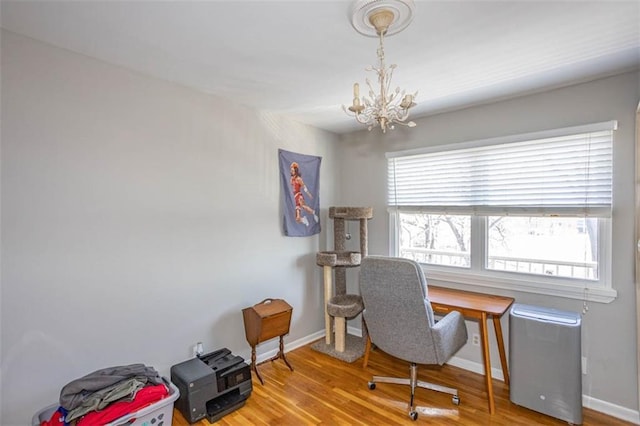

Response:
(428, 286), (514, 415)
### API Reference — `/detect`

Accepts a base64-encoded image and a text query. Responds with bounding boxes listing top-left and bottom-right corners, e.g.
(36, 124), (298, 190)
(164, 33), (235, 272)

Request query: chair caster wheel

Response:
(409, 411), (418, 421)
(452, 395), (460, 405)
(367, 382), (376, 390)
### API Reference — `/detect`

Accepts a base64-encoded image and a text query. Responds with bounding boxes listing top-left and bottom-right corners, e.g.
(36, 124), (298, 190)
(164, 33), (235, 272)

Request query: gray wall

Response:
(0, 30), (340, 425)
(339, 71), (640, 418)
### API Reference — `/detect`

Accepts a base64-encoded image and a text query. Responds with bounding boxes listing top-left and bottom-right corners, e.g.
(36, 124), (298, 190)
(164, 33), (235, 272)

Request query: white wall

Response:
(339, 71), (640, 420)
(0, 30), (340, 425)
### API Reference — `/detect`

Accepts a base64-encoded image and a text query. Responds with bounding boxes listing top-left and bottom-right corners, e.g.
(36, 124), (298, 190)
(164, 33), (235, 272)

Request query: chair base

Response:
(368, 363), (460, 421)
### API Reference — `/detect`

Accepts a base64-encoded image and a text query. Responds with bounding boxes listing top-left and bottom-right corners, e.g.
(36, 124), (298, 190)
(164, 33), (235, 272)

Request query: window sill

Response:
(422, 267), (617, 303)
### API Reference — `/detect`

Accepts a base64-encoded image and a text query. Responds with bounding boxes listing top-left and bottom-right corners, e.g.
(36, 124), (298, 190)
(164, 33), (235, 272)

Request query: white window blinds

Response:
(387, 121), (616, 217)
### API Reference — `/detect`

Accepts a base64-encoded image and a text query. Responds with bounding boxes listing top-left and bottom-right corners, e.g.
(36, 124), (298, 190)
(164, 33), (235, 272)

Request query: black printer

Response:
(171, 348), (252, 423)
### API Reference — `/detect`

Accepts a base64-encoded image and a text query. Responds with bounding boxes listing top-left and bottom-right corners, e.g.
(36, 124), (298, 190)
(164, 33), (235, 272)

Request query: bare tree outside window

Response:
(398, 212), (598, 281)
(399, 213), (470, 267)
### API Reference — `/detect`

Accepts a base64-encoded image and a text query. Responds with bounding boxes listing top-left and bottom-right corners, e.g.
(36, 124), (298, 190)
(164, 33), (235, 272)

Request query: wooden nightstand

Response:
(242, 298), (293, 384)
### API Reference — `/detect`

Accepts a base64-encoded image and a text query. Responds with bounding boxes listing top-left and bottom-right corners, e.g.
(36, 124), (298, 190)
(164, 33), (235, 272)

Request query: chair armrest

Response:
(431, 310), (468, 364)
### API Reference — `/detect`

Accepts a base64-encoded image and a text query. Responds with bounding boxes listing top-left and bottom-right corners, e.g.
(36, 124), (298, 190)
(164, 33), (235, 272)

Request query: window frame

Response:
(389, 211), (615, 303)
(386, 121), (618, 303)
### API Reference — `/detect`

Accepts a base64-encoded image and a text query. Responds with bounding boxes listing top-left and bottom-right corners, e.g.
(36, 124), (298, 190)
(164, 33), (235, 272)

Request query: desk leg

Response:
(493, 316), (509, 386)
(323, 266), (333, 345)
(479, 312), (495, 414)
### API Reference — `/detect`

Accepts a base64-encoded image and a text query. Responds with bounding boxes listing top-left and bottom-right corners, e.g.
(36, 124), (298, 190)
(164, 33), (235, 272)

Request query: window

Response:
(486, 216), (598, 280)
(399, 212), (470, 268)
(388, 121), (617, 302)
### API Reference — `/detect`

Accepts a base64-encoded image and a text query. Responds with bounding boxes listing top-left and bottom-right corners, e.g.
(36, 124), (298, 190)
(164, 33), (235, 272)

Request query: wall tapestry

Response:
(278, 149), (321, 237)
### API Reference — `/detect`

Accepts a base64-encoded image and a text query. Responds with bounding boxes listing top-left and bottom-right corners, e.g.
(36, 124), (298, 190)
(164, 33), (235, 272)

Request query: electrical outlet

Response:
(472, 333), (480, 346)
(193, 342), (204, 357)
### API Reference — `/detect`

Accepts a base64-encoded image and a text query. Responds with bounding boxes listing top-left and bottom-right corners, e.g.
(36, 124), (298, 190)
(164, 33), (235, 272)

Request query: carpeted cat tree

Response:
(312, 206), (373, 362)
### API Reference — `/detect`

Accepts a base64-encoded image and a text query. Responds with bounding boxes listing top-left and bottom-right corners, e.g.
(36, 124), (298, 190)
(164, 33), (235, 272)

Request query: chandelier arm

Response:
(345, 107), (374, 127)
(395, 108), (411, 122)
(355, 114), (375, 125)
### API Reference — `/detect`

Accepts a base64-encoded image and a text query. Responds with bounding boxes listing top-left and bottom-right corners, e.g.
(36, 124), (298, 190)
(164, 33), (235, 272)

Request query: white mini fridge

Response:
(509, 303), (582, 424)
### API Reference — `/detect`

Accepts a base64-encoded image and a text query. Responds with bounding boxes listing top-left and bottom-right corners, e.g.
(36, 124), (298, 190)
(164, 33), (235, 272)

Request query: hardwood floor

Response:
(172, 341), (635, 425)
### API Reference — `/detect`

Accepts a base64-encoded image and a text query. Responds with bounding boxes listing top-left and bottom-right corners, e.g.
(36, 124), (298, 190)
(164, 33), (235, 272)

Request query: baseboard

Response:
(447, 356), (640, 425)
(583, 395), (640, 425)
(447, 355), (505, 382)
(259, 329), (640, 425)
(255, 330), (324, 364)
(347, 325), (363, 338)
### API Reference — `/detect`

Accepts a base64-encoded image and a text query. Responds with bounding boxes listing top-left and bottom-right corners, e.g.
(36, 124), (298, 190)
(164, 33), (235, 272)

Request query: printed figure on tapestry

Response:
(290, 161), (318, 227)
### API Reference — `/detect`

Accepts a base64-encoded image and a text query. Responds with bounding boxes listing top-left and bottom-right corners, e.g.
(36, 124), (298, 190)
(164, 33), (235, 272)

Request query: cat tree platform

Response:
(316, 251), (361, 267)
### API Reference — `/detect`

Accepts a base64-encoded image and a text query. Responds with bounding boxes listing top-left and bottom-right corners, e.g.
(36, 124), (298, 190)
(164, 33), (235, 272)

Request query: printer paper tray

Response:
(206, 388), (248, 423)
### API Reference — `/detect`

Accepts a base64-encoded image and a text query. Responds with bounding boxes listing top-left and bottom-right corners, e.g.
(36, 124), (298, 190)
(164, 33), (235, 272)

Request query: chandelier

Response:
(343, 0), (417, 133)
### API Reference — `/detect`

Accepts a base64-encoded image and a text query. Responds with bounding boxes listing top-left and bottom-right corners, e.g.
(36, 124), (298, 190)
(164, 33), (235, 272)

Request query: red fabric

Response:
(40, 408), (65, 426)
(77, 384), (168, 426)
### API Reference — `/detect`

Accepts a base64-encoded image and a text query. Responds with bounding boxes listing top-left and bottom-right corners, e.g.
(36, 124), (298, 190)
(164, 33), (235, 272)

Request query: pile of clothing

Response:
(41, 364), (169, 426)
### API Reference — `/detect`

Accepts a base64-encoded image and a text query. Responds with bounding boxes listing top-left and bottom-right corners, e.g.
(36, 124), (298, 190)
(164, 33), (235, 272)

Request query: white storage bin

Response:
(32, 378), (179, 426)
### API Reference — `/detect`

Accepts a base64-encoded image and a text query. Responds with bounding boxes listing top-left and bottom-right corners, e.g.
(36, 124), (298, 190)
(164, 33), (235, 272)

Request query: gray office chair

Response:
(359, 256), (468, 421)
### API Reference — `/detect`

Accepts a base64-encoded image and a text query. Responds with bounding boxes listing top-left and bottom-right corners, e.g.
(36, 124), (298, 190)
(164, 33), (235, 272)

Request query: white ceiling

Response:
(2, 1), (639, 134)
